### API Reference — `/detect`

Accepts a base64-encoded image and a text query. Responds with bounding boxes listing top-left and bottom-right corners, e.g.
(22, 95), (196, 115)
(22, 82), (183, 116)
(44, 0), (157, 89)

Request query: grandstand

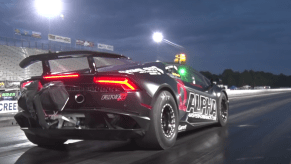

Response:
(0, 45), (113, 82)
(0, 45), (47, 81)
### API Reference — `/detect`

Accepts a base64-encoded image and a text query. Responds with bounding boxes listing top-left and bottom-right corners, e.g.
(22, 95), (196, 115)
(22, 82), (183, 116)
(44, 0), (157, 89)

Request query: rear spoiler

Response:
(19, 50), (129, 75)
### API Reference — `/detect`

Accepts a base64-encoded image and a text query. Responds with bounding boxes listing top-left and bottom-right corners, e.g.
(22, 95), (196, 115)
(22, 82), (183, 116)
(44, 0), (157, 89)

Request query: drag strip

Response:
(1, 91), (291, 164)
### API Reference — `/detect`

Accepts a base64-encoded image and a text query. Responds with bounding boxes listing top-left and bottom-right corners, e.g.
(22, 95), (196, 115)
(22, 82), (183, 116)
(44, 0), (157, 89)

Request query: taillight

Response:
(94, 77), (139, 91)
(20, 81), (42, 91)
(21, 81), (33, 89)
(43, 73), (79, 79)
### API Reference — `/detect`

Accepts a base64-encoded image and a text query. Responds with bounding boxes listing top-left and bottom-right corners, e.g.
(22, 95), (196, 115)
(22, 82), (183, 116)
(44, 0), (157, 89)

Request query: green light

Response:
(179, 68), (186, 75)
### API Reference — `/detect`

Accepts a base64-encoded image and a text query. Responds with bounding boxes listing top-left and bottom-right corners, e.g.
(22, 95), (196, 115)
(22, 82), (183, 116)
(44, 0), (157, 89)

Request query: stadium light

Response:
(35, 0), (62, 18)
(153, 32), (163, 43)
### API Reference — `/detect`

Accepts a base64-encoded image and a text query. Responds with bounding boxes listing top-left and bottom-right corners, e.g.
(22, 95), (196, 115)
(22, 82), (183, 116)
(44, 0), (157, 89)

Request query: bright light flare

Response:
(153, 32), (163, 43)
(35, 0), (62, 18)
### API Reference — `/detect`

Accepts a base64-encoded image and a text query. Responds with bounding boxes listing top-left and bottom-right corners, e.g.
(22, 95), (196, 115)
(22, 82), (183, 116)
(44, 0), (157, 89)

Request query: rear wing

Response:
(19, 50), (129, 75)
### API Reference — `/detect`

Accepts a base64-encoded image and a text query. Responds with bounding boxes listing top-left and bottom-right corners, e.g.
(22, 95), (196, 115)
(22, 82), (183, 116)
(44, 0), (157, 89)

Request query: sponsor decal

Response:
(101, 94), (121, 100)
(101, 93), (127, 101)
(172, 72), (180, 77)
(48, 34), (71, 44)
(119, 66), (164, 75)
(178, 125), (187, 131)
(186, 92), (217, 121)
(176, 79), (187, 111)
(165, 65), (178, 70)
(0, 101), (18, 113)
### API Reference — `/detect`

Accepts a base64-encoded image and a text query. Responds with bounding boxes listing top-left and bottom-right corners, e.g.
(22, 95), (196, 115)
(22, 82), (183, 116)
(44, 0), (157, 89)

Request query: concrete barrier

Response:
(1, 88), (291, 127)
(226, 88), (291, 96)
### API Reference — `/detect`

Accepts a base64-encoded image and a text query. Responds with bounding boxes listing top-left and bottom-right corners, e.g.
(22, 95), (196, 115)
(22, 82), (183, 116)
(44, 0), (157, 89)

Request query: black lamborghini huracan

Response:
(15, 51), (229, 150)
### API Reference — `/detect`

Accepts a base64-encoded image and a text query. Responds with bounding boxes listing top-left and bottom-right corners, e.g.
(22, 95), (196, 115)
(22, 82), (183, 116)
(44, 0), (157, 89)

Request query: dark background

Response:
(1, 0), (291, 76)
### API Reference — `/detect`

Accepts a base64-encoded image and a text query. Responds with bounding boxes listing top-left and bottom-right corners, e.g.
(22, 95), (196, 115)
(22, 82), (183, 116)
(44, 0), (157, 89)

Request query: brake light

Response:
(20, 81), (42, 91)
(43, 73), (79, 79)
(94, 77), (139, 91)
(21, 81), (33, 89)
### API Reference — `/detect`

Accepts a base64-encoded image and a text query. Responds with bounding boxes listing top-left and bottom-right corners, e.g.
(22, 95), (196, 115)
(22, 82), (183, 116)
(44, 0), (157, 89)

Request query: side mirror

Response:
(210, 78), (214, 86)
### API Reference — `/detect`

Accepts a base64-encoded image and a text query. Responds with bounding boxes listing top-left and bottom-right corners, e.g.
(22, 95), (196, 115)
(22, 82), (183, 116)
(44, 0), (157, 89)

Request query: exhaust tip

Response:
(75, 94), (85, 104)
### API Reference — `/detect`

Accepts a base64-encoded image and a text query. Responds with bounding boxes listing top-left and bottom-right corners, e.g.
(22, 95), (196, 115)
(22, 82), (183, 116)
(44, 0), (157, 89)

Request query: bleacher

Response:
(0, 45), (47, 81)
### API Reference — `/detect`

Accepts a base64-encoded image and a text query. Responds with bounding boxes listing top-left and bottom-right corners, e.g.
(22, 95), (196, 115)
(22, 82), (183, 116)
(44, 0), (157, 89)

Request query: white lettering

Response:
(0, 101), (18, 113)
(178, 125), (187, 131)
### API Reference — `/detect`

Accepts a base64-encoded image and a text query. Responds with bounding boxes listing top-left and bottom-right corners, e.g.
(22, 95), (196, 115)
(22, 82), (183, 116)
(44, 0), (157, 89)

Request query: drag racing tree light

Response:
(179, 68), (186, 76)
(174, 53), (186, 64)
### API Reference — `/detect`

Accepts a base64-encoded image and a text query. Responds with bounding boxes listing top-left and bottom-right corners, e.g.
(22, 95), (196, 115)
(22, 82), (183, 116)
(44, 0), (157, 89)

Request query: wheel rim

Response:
(221, 99), (228, 122)
(161, 104), (176, 138)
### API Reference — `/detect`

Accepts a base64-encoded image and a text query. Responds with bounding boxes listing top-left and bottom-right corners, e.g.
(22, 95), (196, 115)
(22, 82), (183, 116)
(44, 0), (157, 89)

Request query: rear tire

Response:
(25, 132), (67, 146)
(135, 91), (178, 150)
(217, 93), (228, 127)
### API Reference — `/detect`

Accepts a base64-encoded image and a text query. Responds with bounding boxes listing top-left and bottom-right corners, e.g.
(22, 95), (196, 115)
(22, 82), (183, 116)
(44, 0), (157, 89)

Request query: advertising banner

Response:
(76, 39), (94, 47)
(0, 91), (18, 101)
(48, 34), (71, 44)
(0, 101), (18, 114)
(0, 82), (5, 89)
(14, 28), (41, 39)
(32, 31), (42, 39)
(5, 81), (20, 89)
(97, 43), (114, 51)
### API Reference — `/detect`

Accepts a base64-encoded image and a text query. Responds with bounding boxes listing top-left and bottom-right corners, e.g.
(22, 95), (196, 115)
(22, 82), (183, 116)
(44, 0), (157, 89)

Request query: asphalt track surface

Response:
(1, 91), (291, 164)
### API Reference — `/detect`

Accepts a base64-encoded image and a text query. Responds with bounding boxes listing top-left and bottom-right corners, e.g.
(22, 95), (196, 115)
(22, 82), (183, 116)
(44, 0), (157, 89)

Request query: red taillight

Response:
(21, 81), (42, 91)
(21, 81), (33, 89)
(43, 73), (79, 79)
(94, 77), (139, 91)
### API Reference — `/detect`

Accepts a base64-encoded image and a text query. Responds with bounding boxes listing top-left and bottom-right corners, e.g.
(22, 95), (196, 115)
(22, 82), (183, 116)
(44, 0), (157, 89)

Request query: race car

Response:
(15, 51), (229, 150)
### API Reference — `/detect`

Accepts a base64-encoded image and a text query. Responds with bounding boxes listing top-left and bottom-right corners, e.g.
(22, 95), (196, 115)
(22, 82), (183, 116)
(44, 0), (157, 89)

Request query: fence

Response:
(0, 36), (99, 52)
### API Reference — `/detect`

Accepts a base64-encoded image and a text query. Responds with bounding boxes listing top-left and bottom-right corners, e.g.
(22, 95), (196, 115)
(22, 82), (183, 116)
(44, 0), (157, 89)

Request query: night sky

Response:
(0, 0), (291, 75)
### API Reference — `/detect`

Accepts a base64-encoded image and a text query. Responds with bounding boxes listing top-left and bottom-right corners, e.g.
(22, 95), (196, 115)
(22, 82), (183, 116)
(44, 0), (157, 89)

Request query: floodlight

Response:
(153, 32), (163, 43)
(35, 0), (62, 18)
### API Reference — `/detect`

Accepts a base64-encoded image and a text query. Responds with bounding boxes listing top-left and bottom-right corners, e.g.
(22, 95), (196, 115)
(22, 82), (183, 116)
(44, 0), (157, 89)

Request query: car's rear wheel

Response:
(25, 132), (67, 146)
(135, 90), (178, 150)
(217, 93), (228, 127)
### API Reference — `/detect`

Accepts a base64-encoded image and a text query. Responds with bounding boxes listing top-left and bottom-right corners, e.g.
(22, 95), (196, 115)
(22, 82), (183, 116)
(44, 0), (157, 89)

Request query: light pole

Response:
(152, 32), (185, 61)
(152, 32), (184, 49)
(35, 0), (63, 51)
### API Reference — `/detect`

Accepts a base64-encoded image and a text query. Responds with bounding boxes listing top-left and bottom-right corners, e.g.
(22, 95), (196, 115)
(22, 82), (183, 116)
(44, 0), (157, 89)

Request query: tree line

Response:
(200, 69), (291, 88)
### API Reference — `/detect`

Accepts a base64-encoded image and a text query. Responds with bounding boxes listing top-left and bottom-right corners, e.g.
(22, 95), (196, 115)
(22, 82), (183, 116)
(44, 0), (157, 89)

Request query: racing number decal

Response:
(176, 79), (187, 111)
(186, 92), (217, 121)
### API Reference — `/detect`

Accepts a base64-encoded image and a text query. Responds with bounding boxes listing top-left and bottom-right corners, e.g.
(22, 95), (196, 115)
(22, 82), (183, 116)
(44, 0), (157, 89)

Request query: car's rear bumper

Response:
(22, 128), (145, 140)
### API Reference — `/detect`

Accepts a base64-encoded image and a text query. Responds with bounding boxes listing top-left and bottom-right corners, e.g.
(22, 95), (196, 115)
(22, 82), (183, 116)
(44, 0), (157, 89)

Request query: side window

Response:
(177, 66), (193, 83)
(188, 67), (208, 89)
